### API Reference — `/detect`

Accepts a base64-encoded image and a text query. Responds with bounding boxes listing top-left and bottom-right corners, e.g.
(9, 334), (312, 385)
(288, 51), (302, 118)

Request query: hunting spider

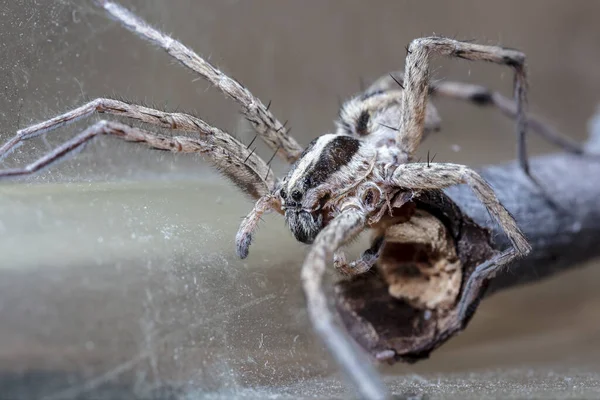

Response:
(1, 1), (587, 399)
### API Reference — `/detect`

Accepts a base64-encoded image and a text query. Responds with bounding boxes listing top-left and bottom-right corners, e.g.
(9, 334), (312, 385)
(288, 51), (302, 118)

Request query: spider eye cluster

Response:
(280, 188), (303, 202)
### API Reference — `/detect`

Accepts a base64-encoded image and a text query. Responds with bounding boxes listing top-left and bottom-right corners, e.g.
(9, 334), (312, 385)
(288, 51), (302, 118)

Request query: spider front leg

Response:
(301, 208), (389, 400)
(0, 97), (278, 200)
(390, 162), (532, 320)
(95, 0), (302, 163)
(0, 99), (273, 190)
(0, 119), (272, 198)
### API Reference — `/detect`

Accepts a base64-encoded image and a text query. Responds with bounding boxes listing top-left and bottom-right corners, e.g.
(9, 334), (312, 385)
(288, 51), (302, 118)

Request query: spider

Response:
(0, 1), (587, 399)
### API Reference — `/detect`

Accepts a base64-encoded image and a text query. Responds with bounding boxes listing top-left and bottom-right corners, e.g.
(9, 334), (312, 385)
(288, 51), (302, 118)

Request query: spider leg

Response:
(0, 98), (275, 192)
(367, 71), (584, 154)
(333, 235), (384, 277)
(0, 120), (273, 199)
(301, 208), (389, 400)
(457, 246), (519, 324)
(397, 38), (528, 160)
(393, 38), (566, 205)
(94, 0), (303, 163)
(236, 194), (280, 259)
(430, 80), (585, 155)
(390, 162), (532, 309)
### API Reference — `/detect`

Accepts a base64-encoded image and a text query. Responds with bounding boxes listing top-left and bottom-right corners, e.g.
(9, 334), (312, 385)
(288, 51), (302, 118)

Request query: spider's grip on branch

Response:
(334, 120), (600, 363)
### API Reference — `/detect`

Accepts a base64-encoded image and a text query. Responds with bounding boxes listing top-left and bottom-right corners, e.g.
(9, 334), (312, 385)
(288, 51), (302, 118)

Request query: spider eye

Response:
(291, 190), (303, 201)
(280, 189), (287, 199)
(292, 190), (302, 201)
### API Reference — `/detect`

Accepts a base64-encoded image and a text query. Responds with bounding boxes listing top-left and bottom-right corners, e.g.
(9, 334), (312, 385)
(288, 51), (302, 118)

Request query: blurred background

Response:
(1, 0), (600, 398)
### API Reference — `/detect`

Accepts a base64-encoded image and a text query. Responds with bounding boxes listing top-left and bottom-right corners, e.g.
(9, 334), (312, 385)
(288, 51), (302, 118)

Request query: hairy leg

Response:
(366, 70), (584, 155)
(94, 0), (303, 162)
(236, 194), (280, 259)
(0, 98), (275, 192)
(0, 120), (273, 199)
(301, 208), (388, 400)
(390, 162), (532, 295)
(432, 80), (584, 154)
(397, 37), (528, 163)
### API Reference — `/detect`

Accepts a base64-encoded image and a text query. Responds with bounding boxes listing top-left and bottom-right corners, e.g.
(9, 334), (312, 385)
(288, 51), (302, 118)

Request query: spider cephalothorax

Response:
(2, 1), (587, 399)
(279, 134), (378, 243)
(236, 131), (391, 256)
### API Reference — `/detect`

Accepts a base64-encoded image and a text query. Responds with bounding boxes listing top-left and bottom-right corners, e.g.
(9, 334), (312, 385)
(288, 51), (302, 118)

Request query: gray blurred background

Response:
(1, 1), (600, 399)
